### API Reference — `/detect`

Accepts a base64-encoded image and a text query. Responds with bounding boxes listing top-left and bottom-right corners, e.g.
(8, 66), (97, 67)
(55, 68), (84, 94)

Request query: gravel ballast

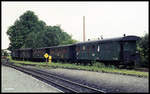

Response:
(38, 68), (149, 93)
(2, 65), (62, 92)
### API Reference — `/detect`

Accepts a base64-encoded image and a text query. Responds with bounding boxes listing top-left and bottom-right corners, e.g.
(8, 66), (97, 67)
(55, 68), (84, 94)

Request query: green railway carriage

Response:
(19, 48), (32, 60)
(75, 36), (140, 65)
(98, 41), (121, 61)
(11, 49), (20, 60)
(46, 46), (65, 61)
(46, 44), (76, 62)
(11, 35), (140, 67)
(49, 46), (69, 61)
(32, 48), (46, 61)
(75, 40), (121, 62)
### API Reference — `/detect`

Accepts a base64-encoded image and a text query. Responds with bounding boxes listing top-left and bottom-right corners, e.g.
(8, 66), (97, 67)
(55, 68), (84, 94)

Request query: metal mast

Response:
(83, 16), (85, 42)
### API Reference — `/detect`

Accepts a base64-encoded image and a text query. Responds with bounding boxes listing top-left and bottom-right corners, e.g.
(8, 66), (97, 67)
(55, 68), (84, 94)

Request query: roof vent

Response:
(123, 34), (126, 37)
(101, 35), (103, 39)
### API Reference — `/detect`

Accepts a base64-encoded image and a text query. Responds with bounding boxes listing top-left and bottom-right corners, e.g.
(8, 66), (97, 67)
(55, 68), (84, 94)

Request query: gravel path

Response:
(38, 68), (149, 93)
(2, 65), (62, 93)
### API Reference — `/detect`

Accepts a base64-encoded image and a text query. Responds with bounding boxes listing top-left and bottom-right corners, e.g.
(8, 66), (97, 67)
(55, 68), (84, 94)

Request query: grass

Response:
(8, 58), (149, 78)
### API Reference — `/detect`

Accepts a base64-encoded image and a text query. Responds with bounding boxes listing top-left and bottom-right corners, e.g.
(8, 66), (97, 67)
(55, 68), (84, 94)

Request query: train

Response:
(11, 35), (141, 67)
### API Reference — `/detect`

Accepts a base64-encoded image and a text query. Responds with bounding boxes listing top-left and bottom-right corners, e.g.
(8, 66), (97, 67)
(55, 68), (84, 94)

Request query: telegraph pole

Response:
(83, 16), (85, 42)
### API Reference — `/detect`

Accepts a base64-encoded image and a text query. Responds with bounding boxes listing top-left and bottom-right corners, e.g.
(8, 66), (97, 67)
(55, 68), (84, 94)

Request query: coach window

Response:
(53, 49), (55, 53)
(60, 48), (62, 53)
(87, 46), (89, 51)
(53, 49), (55, 54)
(97, 45), (100, 52)
(56, 48), (57, 53)
(92, 45), (95, 51)
(49, 49), (51, 54)
(57, 49), (59, 53)
(56, 49), (58, 53)
(65, 48), (67, 53)
(78, 46), (80, 51)
(59, 48), (61, 54)
(90, 45), (92, 51)
(52, 50), (54, 54)
(59, 48), (60, 53)
(39, 49), (41, 54)
(87, 45), (90, 51)
(55, 49), (57, 53)
(63, 48), (65, 53)
(76, 47), (78, 51)
(83, 45), (85, 51)
(52, 49), (54, 53)
(59, 48), (61, 53)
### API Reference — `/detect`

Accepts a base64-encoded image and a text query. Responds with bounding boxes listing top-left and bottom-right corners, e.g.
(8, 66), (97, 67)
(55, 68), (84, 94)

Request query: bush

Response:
(92, 61), (106, 68)
(137, 33), (149, 68)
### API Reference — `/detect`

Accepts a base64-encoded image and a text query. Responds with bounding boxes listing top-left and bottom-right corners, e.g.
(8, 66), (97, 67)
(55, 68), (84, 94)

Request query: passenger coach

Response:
(75, 35), (140, 66)
(11, 35), (140, 67)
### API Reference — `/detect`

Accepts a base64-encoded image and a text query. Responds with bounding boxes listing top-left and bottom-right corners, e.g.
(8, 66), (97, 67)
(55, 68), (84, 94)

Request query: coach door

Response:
(119, 42), (124, 62)
(69, 45), (76, 60)
(96, 43), (100, 60)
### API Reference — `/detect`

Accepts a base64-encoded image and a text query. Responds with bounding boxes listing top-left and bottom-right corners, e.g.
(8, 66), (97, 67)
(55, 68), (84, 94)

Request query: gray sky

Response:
(2, 1), (149, 49)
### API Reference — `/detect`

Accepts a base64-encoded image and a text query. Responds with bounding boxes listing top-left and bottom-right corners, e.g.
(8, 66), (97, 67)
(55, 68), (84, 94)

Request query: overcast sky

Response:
(2, 1), (149, 49)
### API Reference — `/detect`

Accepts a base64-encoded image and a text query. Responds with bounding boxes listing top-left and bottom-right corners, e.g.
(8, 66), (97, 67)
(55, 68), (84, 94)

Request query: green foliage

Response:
(23, 25), (77, 48)
(61, 38), (78, 45)
(92, 61), (116, 69)
(7, 10), (78, 50)
(137, 33), (149, 67)
(7, 10), (46, 51)
(93, 62), (106, 68)
(10, 58), (148, 77)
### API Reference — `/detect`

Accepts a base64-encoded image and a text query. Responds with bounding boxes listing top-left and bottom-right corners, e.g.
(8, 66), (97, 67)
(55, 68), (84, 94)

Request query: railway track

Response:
(2, 62), (106, 93)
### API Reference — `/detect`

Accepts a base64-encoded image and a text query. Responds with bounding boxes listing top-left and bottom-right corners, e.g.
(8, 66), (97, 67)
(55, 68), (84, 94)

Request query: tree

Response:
(7, 10), (78, 50)
(47, 26), (78, 46)
(7, 10), (46, 51)
(23, 25), (78, 48)
(61, 39), (78, 45)
(137, 33), (149, 67)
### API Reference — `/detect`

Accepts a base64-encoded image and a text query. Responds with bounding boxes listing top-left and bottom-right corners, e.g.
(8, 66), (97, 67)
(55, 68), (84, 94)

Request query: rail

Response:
(3, 62), (106, 93)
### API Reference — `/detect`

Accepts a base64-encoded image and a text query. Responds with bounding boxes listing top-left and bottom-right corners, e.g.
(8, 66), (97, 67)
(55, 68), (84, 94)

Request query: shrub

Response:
(137, 33), (149, 68)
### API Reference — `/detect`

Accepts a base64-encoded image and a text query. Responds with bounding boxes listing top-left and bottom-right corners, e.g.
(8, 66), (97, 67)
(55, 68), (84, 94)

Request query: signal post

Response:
(44, 53), (49, 63)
